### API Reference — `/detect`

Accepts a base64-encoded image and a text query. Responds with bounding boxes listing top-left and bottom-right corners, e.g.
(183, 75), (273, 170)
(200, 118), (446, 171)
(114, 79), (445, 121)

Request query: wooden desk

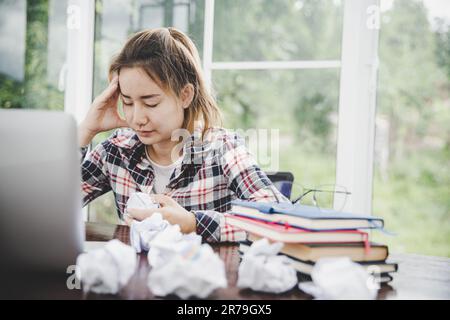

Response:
(83, 222), (450, 300)
(5, 222), (448, 299)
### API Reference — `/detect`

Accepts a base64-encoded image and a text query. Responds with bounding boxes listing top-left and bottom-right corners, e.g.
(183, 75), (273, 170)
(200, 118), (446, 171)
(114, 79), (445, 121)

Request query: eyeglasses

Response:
(288, 183), (351, 211)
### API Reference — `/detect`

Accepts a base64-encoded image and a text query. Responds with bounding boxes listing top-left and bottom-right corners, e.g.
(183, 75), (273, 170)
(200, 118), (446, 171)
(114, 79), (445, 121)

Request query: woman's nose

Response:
(133, 105), (148, 127)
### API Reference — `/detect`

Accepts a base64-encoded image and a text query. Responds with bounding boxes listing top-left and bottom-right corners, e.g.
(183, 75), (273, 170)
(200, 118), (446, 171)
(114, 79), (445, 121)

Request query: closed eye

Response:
(121, 97), (132, 106)
(121, 98), (158, 108)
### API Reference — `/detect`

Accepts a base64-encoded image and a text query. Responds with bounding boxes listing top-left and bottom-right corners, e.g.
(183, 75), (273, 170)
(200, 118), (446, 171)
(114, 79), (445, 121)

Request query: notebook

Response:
(231, 200), (384, 231)
(247, 233), (389, 262)
(225, 214), (370, 246)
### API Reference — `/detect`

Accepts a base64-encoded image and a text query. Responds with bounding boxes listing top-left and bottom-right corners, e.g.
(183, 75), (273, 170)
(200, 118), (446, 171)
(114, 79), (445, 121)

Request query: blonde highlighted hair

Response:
(109, 27), (222, 135)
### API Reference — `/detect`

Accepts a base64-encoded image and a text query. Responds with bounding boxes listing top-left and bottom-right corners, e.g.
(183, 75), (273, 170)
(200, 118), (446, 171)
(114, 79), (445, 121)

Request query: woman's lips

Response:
(137, 130), (156, 137)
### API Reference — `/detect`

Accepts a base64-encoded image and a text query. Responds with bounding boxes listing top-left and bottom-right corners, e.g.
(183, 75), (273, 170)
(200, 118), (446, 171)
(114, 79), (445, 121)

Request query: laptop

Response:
(0, 109), (84, 281)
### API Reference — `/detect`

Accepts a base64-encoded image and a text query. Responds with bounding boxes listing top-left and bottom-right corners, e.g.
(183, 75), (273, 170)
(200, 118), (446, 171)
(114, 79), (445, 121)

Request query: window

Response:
(372, 0), (450, 256)
(0, 0), (68, 111)
(212, 0), (343, 61)
(210, 0), (343, 200)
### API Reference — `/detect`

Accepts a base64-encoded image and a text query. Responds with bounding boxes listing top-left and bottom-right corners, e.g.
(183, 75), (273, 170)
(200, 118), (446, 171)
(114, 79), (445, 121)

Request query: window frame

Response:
(335, 0), (379, 215)
(64, 0), (96, 221)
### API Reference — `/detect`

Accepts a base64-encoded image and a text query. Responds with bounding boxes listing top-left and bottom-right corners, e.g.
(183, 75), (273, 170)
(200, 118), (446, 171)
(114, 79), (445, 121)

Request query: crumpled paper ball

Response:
(76, 239), (137, 294)
(147, 242), (227, 299)
(147, 224), (201, 268)
(146, 225), (226, 298)
(126, 192), (159, 212)
(130, 213), (169, 253)
(237, 238), (298, 293)
(298, 257), (378, 300)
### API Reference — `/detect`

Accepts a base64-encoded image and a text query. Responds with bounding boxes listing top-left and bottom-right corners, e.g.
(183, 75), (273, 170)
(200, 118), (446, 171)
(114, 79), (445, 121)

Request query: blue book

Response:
(230, 200), (384, 231)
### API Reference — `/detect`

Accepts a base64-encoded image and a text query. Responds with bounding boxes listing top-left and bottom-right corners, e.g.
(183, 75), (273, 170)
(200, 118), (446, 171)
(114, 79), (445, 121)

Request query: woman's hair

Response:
(109, 27), (222, 135)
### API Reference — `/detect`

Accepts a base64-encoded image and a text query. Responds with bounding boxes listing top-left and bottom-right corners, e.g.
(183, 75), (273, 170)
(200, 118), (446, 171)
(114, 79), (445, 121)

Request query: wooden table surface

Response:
(6, 222), (448, 299)
(82, 222), (450, 300)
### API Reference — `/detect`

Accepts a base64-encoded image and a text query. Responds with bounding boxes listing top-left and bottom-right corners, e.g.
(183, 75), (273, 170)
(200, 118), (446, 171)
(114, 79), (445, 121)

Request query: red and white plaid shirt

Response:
(81, 126), (288, 242)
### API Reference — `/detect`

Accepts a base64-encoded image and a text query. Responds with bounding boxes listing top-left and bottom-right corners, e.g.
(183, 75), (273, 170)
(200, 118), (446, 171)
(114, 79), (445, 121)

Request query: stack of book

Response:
(227, 200), (397, 284)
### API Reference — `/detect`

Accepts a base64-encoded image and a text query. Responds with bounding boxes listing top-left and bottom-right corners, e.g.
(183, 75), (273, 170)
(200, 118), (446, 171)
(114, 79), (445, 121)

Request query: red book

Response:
(225, 214), (370, 252)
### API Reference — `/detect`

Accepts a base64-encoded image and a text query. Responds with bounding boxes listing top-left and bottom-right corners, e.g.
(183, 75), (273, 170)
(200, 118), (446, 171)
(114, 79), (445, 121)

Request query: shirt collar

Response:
(111, 126), (216, 166)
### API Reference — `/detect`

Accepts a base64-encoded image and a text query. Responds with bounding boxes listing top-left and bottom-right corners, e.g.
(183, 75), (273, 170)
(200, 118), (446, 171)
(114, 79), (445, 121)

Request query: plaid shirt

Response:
(81, 126), (288, 242)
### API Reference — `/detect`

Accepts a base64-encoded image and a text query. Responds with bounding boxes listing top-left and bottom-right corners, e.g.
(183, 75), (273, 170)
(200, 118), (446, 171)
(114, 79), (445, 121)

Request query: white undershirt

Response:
(145, 147), (183, 194)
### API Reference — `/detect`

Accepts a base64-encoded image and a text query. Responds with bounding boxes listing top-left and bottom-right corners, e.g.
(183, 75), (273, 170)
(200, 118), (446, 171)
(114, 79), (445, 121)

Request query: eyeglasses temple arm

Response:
(292, 189), (314, 204)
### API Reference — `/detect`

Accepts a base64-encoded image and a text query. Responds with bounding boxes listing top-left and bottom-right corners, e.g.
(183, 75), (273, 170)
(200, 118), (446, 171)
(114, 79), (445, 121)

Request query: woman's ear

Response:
(180, 83), (194, 109)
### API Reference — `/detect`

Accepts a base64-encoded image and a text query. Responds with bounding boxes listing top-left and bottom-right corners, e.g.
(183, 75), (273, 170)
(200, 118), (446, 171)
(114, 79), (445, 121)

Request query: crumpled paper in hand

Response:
(237, 238), (297, 293)
(147, 224), (197, 268)
(130, 213), (169, 253)
(76, 239), (137, 294)
(126, 192), (159, 212)
(298, 257), (378, 300)
(146, 225), (227, 299)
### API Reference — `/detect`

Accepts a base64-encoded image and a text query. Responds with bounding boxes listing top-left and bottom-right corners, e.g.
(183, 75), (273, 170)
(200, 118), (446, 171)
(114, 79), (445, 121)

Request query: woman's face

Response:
(118, 67), (188, 146)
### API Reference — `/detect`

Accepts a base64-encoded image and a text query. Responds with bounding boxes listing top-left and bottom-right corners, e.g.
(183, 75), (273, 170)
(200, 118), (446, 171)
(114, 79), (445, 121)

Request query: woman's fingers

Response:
(127, 207), (155, 220)
(151, 194), (176, 207)
(124, 213), (134, 226)
(96, 76), (119, 105)
(127, 207), (167, 221)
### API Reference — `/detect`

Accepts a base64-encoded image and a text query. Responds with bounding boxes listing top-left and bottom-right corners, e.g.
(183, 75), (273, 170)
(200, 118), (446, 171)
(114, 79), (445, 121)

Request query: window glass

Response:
(213, 0), (343, 61)
(372, 0), (450, 256)
(0, 0), (68, 111)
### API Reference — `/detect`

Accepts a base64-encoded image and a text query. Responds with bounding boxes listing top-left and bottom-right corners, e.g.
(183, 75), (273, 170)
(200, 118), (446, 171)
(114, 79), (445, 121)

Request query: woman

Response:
(79, 27), (287, 242)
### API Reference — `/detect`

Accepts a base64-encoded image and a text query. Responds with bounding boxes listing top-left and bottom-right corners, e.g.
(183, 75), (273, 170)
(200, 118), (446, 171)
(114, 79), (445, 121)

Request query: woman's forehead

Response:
(119, 67), (165, 97)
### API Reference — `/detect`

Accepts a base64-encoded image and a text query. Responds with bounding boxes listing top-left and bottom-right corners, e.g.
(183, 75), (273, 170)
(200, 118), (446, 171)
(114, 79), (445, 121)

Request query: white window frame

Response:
(64, 0), (96, 221)
(335, 0), (379, 215)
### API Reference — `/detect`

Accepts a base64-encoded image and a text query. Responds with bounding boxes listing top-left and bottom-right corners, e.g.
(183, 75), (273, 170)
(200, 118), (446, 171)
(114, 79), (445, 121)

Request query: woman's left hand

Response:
(125, 194), (197, 234)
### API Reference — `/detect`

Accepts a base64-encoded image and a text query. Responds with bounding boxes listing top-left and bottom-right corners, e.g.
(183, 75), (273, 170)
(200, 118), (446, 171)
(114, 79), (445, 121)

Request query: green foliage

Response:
(378, 0), (444, 116)
(371, 0), (450, 256)
(0, 74), (24, 109)
(0, 0), (65, 111)
(24, 0), (49, 109)
(213, 0), (342, 61)
(293, 93), (333, 150)
(372, 148), (450, 257)
(435, 18), (450, 81)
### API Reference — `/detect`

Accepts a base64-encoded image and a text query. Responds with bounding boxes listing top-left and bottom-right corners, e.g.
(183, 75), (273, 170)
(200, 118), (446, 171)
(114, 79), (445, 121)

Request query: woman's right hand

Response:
(78, 75), (128, 147)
